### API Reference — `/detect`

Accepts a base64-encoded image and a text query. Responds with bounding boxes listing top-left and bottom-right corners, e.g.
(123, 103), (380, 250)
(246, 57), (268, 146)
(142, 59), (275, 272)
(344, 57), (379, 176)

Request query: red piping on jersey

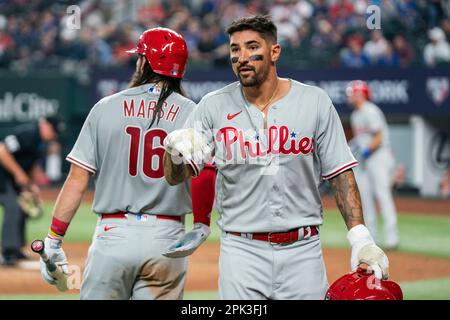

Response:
(66, 156), (97, 173)
(322, 161), (358, 180)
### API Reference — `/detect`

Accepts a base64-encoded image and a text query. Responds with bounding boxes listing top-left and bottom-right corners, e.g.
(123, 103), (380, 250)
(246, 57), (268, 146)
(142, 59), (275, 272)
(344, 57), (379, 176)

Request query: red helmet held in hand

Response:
(325, 268), (403, 300)
(126, 27), (188, 79)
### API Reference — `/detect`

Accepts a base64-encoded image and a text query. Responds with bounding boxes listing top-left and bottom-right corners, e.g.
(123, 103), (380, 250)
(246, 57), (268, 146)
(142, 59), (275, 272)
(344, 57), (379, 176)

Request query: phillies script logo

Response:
(215, 125), (315, 161)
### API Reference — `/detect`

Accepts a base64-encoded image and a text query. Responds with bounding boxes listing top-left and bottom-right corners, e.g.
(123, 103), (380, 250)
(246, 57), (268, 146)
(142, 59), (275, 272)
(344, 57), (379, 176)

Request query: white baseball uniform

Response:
(67, 83), (196, 299)
(350, 101), (399, 248)
(185, 79), (357, 299)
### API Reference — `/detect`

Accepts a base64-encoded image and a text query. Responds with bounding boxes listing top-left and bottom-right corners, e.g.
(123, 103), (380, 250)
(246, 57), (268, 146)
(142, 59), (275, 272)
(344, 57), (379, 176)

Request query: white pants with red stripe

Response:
(218, 231), (328, 300)
(353, 148), (399, 248)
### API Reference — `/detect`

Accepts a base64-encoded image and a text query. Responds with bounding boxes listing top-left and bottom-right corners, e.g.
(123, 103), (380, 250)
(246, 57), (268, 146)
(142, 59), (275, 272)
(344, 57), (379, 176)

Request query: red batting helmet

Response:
(325, 268), (403, 300)
(346, 80), (371, 100)
(126, 27), (188, 79)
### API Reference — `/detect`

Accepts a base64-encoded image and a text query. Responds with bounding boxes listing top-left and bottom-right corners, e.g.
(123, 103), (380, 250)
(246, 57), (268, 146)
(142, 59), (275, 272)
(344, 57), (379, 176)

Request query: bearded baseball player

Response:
(163, 15), (390, 300)
(38, 27), (215, 300)
(346, 80), (399, 250)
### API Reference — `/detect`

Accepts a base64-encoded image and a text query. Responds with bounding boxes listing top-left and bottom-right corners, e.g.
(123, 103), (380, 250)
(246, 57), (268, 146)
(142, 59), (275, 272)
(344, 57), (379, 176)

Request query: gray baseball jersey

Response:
(350, 101), (390, 150)
(67, 83), (196, 215)
(186, 79), (357, 233)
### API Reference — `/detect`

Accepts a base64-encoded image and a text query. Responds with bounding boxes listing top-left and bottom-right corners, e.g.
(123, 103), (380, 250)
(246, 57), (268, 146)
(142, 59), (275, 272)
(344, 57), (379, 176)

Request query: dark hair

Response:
(128, 56), (187, 129)
(226, 15), (277, 43)
(43, 115), (65, 134)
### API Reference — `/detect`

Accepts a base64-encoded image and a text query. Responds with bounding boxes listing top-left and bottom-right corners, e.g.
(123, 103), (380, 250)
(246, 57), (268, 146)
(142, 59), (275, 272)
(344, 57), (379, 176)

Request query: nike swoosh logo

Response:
(227, 111), (242, 120)
(104, 226), (118, 232)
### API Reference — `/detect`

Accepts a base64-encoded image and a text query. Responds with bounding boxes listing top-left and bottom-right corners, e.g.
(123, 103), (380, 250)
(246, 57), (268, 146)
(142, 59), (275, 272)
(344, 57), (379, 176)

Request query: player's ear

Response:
(271, 43), (281, 62)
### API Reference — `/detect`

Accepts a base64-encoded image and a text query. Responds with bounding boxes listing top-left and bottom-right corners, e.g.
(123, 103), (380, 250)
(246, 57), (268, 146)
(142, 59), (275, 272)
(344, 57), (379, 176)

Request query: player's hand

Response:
(349, 142), (372, 161)
(164, 129), (212, 168)
(347, 224), (389, 280)
(162, 223), (211, 258)
(39, 237), (69, 285)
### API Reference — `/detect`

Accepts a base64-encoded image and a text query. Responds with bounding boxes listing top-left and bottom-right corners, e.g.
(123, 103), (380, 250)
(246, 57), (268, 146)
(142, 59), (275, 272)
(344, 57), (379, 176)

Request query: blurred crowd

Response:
(1, 0), (450, 71)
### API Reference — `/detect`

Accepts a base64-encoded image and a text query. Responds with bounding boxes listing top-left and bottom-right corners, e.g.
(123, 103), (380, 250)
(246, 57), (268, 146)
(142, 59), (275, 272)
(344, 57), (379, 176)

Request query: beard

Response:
(237, 65), (269, 87)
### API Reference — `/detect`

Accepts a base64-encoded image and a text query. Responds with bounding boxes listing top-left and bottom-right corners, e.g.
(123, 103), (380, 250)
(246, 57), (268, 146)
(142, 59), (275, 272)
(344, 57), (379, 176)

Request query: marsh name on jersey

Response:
(123, 98), (181, 123)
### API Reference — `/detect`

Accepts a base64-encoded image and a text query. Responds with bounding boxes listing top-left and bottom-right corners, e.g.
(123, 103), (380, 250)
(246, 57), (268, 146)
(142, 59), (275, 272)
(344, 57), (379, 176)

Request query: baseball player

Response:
(163, 15), (390, 300)
(0, 117), (61, 266)
(38, 28), (215, 300)
(346, 80), (399, 250)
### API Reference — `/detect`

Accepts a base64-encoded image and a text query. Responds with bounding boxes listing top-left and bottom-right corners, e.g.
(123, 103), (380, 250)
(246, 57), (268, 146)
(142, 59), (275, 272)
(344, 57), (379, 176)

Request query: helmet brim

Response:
(125, 48), (138, 54)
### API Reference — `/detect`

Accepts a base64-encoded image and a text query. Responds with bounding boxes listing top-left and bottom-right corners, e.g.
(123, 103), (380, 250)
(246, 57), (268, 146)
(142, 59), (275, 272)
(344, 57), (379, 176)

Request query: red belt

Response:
(228, 226), (319, 244)
(101, 212), (181, 222)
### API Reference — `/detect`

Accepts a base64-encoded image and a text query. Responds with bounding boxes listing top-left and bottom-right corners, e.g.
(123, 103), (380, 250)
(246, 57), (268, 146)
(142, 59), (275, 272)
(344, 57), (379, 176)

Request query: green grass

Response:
(320, 210), (450, 259)
(25, 203), (98, 243)
(400, 277), (450, 300)
(16, 206), (450, 260)
(3, 278), (450, 300)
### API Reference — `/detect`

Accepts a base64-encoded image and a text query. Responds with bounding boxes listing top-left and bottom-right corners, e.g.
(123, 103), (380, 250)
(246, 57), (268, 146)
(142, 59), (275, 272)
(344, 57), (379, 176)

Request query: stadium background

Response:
(0, 0), (449, 299)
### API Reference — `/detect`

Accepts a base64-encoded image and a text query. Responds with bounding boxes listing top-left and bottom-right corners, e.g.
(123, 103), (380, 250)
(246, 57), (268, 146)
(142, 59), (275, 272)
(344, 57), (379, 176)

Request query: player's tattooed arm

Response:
(163, 152), (194, 185)
(329, 169), (365, 230)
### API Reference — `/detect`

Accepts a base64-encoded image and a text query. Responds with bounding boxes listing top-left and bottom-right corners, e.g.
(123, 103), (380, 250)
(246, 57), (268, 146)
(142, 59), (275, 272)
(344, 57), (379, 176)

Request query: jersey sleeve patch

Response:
(66, 155), (97, 174)
(322, 161), (358, 180)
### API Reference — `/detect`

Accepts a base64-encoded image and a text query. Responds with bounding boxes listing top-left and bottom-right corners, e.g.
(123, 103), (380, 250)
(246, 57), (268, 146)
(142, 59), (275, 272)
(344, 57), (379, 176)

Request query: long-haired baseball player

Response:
(38, 27), (215, 300)
(163, 16), (391, 299)
(346, 80), (399, 250)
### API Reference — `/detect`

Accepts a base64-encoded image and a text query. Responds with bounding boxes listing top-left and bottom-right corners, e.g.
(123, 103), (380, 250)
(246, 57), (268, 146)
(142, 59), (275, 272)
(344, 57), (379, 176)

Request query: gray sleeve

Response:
(66, 105), (99, 174)
(315, 92), (358, 180)
(366, 107), (384, 132)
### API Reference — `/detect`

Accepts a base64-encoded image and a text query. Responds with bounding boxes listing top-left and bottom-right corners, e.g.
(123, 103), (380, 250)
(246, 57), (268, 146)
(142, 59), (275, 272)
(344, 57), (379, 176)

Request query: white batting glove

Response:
(163, 223), (211, 258)
(164, 129), (212, 171)
(40, 237), (69, 285)
(347, 224), (389, 280)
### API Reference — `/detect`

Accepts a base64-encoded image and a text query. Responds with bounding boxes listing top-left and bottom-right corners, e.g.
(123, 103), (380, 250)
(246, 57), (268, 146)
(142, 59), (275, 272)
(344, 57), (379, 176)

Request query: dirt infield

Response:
(1, 243), (450, 295)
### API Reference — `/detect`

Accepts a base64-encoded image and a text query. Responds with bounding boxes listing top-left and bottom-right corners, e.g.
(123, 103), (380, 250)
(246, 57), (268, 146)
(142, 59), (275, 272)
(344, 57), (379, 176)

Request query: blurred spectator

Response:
(392, 35), (416, 67)
(0, 29), (14, 67)
(311, 18), (341, 66)
(364, 30), (389, 65)
(427, 0), (446, 28)
(195, 23), (228, 67)
(441, 18), (450, 40)
(424, 27), (450, 67)
(295, 0), (314, 21)
(375, 42), (400, 67)
(0, 0), (448, 70)
(340, 34), (370, 68)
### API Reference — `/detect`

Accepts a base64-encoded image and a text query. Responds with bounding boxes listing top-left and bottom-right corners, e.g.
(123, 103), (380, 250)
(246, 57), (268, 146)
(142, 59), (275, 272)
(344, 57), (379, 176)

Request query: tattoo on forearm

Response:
(163, 152), (188, 185)
(329, 169), (364, 229)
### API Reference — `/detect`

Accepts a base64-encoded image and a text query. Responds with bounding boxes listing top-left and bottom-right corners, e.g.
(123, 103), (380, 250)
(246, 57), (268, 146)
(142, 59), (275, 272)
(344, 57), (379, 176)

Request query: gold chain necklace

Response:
(259, 79), (279, 118)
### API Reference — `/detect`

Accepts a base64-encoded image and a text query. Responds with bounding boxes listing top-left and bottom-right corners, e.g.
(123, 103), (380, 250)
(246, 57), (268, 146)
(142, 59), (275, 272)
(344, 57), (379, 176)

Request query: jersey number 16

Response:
(125, 126), (167, 179)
